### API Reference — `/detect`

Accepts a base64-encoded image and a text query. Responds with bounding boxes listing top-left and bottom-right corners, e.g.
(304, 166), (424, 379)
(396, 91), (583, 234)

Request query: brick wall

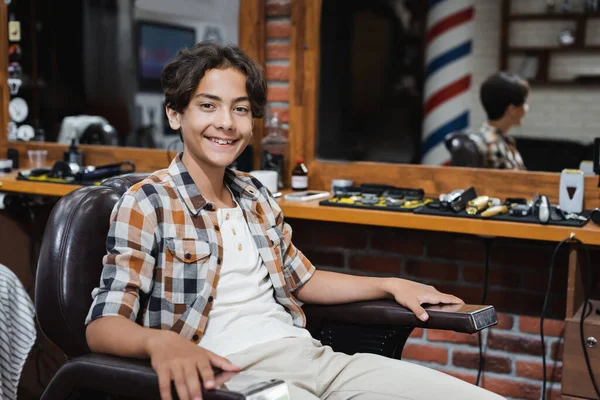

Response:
(264, 2), (598, 398)
(288, 218), (585, 400)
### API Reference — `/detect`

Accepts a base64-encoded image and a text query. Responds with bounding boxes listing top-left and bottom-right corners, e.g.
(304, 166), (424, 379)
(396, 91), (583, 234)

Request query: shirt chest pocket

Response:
(163, 238), (212, 304)
(265, 226), (285, 265)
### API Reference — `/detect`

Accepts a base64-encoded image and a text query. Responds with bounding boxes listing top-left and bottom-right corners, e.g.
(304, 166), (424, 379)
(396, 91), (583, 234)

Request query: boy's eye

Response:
(200, 103), (215, 110)
(234, 106), (249, 113)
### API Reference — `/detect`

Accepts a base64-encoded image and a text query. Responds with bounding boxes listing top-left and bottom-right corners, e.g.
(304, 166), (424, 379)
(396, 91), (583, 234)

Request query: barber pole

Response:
(421, 0), (475, 165)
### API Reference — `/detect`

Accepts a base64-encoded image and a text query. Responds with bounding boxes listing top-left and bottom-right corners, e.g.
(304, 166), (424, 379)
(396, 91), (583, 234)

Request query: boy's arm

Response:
(295, 270), (463, 321)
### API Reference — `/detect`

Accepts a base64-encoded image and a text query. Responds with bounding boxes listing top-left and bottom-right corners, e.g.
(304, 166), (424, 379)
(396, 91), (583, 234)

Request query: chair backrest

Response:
(35, 173), (149, 358)
(444, 131), (485, 168)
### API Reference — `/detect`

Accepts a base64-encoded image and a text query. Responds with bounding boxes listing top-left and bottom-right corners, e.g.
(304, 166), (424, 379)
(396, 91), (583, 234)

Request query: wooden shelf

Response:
(508, 45), (600, 53)
(508, 12), (600, 21)
(527, 79), (600, 87)
(501, 0), (600, 85)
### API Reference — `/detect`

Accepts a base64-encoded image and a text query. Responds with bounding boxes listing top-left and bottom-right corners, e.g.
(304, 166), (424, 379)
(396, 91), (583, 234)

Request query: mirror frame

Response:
(0, 0), (265, 172)
(287, 0), (599, 205)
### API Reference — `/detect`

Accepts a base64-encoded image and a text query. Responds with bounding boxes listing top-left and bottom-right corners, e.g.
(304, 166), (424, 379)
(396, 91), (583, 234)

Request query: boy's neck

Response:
(487, 118), (512, 135)
(181, 152), (234, 208)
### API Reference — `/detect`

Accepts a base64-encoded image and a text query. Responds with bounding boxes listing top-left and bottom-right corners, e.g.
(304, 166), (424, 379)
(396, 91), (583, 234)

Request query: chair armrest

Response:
(303, 300), (498, 334)
(41, 353), (244, 400)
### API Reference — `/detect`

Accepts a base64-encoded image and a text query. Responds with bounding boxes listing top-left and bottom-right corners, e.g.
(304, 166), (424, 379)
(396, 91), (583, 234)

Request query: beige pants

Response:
(224, 337), (505, 400)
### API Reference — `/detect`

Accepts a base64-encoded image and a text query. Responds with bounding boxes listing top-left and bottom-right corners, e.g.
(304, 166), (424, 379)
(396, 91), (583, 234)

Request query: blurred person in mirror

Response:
(474, 72), (529, 170)
(84, 41), (504, 400)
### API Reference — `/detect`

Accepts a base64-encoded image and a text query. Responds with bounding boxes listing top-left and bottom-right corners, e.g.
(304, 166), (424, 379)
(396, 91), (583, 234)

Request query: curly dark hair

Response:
(480, 72), (530, 120)
(161, 41), (267, 119)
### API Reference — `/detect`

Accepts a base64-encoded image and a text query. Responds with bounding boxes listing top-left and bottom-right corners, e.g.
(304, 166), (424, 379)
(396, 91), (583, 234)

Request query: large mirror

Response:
(314, 0), (600, 173)
(5, 0), (239, 151)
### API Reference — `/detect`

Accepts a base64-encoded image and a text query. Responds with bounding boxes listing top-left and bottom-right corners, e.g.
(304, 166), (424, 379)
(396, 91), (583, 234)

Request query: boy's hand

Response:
(383, 278), (464, 322)
(146, 331), (241, 400)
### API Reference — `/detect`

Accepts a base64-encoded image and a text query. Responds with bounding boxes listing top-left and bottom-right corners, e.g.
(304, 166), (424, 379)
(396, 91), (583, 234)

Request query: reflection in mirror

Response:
(5, 0), (239, 150)
(317, 0), (426, 165)
(315, 0), (600, 173)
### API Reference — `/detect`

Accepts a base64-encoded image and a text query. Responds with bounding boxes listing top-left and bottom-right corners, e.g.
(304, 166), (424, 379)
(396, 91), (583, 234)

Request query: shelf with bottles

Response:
(500, 0), (600, 86)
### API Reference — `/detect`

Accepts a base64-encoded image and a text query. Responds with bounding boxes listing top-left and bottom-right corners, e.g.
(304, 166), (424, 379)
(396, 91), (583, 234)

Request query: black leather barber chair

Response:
(445, 131), (485, 168)
(35, 174), (498, 399)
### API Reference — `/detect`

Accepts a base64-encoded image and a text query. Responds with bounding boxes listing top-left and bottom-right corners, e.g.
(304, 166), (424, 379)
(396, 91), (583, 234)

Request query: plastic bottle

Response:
(291, 158), (308, 191)
(261, 111), (288, 189)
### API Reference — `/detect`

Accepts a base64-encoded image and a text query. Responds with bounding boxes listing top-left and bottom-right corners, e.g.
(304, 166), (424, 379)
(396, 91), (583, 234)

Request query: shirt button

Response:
(185, 253), (192, 260)
(192, 334), (199, 341)
(238, 243), (242, 251)
(208, 296), (214, 302)
(232, 228), (236, 235)
(225, 213), (230, 220)
(214, 225), (220, 231)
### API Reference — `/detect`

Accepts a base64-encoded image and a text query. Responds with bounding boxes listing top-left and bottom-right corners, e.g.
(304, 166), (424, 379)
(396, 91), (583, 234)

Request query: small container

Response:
(28, 150), (48, 169)
(331, 179), (353, 196)
(0, 159), (13, 174)
(291, 158), (308, 191)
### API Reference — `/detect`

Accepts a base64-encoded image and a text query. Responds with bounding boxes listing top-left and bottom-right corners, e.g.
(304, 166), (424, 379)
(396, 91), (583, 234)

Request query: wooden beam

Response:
(0, 3), (9, 157)
(239, 0), (266, 171)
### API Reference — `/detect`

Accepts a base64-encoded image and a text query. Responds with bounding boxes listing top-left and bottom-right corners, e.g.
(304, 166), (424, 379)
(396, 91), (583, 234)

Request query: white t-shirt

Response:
(198, 205), (311, 356)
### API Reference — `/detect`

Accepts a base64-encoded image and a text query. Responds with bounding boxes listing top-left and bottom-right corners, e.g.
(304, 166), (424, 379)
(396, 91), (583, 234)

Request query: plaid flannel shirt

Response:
(473, 122), (526, 170)
(85, 154), (315, 344)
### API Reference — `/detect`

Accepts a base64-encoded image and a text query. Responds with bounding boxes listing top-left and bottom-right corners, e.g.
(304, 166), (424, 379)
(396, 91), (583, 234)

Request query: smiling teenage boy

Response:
(85, 42), (504, 400)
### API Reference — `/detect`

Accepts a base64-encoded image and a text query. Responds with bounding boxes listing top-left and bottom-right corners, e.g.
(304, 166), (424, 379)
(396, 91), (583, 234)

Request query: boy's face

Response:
(167, 67), (253, 170)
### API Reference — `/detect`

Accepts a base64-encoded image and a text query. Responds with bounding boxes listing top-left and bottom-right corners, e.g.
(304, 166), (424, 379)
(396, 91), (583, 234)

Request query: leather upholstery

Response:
(36, 171), (497, 399)
(36, 185), (122, 358)
(444, 131), (485, 168)
(41, 354), (243, 400)
(102, 173), (150, 195)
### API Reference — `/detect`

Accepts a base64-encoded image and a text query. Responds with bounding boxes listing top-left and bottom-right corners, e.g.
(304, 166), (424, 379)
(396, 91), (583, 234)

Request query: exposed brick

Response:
(313, 222), (368, 250)
(427, 330), (478, 346)
(267, 85), (289, 102)
(266, 21), (291, 39)
(490, 243), (553, 269)
(547, 388), (563, 400)
(301, 249), (344, 268)
(518, 315), (564, 337)
(493, 313), (514, 330)
(285, 218), (314, 247)
(488, 332), (544, 356)
(516, 360), (562, 382)
(266, 0), (292, 17)
(462, 266), (522, 288)
(522, 267), (568, 294)
(371, 228), (425, 257)
(551, 340), (564, 361)
(401, 344), (448, 365)
(481, 376), (541, 400)
(266, 42), (290, 60)
(409, 327), (423, 338)
(439, 369), (477, 385)
(486, 289), (547, 315)
(426, 237), (485, 263)
(266, 64), (289, 81)
(452, 351), (512, 374)
(348, 255), (401, 275)
(404, 260), (458, 282)
(269, 107), (289, 123)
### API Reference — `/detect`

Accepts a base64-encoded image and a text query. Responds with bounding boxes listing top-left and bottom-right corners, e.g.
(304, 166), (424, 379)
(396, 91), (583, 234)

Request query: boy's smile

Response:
(167, 67), (253, 171)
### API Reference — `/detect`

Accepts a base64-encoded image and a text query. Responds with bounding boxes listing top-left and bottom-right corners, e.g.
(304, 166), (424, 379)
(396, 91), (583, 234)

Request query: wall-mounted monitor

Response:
(137, 21), (196, 92)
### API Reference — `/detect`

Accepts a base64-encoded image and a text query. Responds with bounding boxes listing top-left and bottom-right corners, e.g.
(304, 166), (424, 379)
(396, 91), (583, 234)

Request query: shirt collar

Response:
(168, 153), (260, 215)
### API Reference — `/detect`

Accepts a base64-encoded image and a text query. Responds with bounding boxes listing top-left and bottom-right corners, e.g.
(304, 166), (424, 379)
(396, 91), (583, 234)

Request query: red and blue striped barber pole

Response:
(421, 0), (475, 165)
